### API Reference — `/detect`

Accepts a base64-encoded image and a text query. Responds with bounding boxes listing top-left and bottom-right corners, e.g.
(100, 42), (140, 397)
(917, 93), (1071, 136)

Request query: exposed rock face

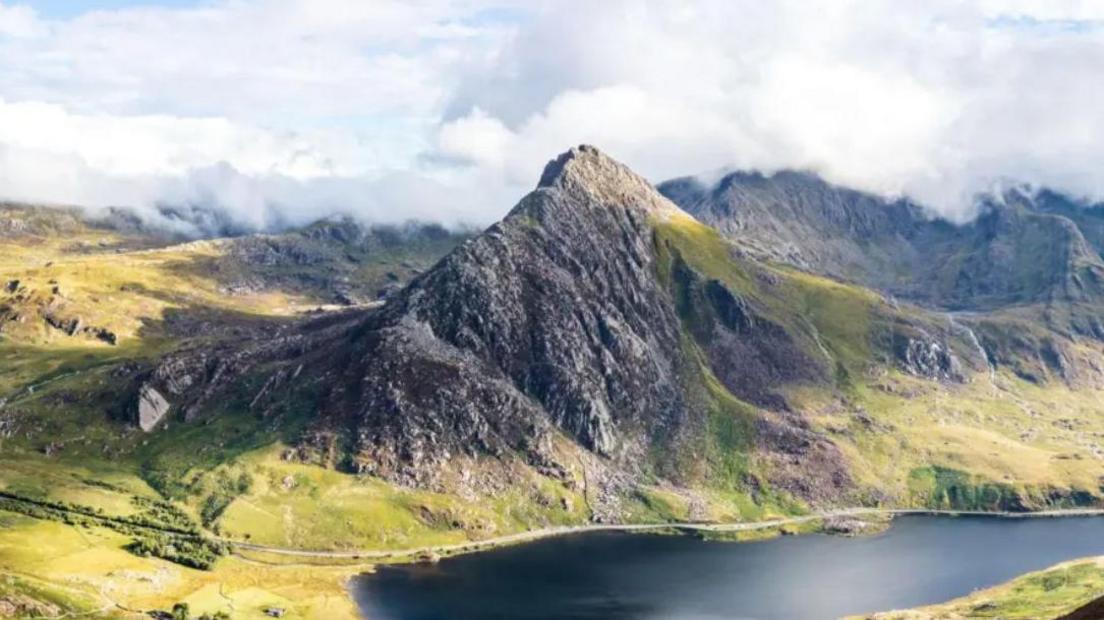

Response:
(130, 314), (338, 422)
(137, 385), (171, 431)
(929, 200), (1104, 309)
(314, 146), (690, 484)
(666, 251), (821, 408)
(210, 219), (467, 303)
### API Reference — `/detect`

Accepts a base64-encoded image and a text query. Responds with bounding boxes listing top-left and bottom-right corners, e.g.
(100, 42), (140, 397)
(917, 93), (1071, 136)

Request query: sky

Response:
(1, 0), (1103, 235)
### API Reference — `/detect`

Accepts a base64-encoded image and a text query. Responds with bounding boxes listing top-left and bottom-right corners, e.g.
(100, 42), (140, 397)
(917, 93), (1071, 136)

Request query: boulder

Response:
(137, 385), (171, 432)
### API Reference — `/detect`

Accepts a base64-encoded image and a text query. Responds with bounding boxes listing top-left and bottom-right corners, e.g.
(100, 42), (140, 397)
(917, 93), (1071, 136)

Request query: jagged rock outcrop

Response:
(207, 219), (467, 302)
(128, 312), (348, 423)
(893, 332), (964, 382)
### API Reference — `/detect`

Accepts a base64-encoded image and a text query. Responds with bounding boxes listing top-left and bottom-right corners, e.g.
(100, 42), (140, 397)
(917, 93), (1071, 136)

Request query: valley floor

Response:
(231, 507), (1104, 560)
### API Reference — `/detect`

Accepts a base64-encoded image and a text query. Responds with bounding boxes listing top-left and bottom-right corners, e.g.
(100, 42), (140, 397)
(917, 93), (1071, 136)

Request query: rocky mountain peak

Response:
(536, 145), (681, 219)
(276, 146), (705, 494)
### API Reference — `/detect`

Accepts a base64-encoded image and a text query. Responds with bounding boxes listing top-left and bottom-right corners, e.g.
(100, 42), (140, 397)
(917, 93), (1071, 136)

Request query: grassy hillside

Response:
(853, 557), (1104, 619)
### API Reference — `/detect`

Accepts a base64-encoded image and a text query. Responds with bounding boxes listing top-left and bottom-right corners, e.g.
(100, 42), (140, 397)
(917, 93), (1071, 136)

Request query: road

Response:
(229, 507), (1104, 561)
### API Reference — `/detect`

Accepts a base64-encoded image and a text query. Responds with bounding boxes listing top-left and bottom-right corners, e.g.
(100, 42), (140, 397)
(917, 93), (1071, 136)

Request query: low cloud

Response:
(436, 1), (1104, 222)
(0, 0), (1103, 233)
(0, 140), (500, 237)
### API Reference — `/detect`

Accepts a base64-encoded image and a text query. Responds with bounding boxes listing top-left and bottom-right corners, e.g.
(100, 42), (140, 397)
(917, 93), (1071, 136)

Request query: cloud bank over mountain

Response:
(0, 0), (1102, 234)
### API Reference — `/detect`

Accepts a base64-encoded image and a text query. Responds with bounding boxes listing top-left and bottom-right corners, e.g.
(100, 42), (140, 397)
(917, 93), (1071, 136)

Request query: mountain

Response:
(657, 170), (938, 291)
(121, 146), (857, 517)
(659, 172), (1104, 311)
(0, 204), (466, 350)
(660, 170), (1104, 388)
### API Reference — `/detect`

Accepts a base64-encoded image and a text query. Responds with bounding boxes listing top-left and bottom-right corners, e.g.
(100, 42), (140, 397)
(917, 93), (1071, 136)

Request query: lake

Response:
(353, 515), (1104, 620)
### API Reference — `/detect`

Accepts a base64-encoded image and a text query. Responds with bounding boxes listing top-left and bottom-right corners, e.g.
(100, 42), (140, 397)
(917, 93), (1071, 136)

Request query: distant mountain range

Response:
(660, 170), (1104, 312)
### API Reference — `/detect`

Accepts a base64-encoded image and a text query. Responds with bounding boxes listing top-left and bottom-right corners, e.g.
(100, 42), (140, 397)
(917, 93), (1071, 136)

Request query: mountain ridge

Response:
(659, 169), (1104, 313)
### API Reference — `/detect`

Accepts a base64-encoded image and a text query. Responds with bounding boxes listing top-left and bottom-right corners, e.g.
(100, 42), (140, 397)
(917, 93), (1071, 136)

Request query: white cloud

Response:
(0, 99), (347, 178)
(435, 0), (1104, 221)
(0, 0), (1102, 231)
(0, 2), (36, 37)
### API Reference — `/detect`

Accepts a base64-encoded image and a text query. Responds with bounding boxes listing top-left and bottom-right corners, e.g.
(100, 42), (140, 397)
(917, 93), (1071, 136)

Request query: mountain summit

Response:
(300, 145), (698, 509)
(116, 146), (863, 517)
(536, 144), (680, 218)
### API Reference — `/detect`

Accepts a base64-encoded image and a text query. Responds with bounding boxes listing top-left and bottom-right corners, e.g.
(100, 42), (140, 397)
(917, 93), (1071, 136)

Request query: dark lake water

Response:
(353, 515), (1104, 620)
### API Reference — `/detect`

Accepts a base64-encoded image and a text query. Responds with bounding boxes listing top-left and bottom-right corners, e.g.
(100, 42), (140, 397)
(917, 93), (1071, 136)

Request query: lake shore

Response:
(232, 506), (1104, 565)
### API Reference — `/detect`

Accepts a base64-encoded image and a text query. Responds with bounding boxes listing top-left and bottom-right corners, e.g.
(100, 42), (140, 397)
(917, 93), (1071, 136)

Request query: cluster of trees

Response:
(132, 495), (201, 533)
(200, 470), (254, 527)
(0, 493), (107, 529)
(0, 490), (200, 534)
(127, 533), (229, 570)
